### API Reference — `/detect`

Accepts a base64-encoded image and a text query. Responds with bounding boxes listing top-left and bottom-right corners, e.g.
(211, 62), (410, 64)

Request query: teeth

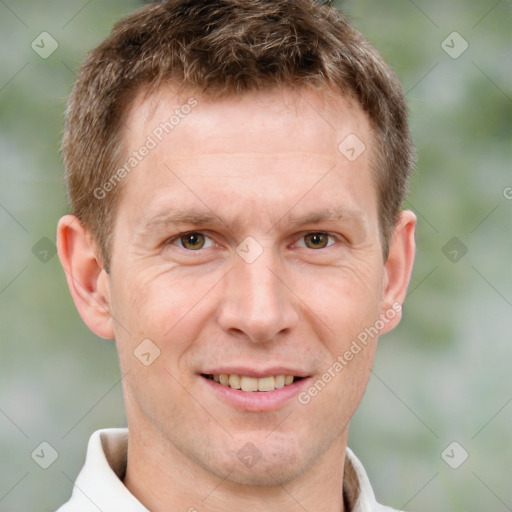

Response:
(240, 376), (258, 392)
(228, 374), (241, 389)
(258, 376), (275, 392)
(274, 375), (285, 389)
(209, 374), (298, 392)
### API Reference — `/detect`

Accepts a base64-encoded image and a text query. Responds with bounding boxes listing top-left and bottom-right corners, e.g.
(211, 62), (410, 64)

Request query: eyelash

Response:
(168, 231), (340, 251)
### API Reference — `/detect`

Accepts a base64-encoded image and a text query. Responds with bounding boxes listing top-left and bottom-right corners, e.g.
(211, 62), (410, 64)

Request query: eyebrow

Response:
(286, 207), (362, 226)
(141, 209), (239, 233)
(140, 206), (365, 234)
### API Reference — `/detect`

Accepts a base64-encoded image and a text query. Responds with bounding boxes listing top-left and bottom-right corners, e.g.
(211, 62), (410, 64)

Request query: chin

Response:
(225, 454), (304, 487)
(217, 434), (308, 487)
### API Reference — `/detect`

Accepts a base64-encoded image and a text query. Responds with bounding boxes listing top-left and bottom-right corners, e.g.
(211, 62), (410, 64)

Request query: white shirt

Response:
(56, 428), (400, 512)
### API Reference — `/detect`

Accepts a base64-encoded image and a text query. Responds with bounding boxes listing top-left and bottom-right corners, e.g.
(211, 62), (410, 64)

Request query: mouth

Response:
(201, 373), (304, 392)
(199, 370), (311, 412)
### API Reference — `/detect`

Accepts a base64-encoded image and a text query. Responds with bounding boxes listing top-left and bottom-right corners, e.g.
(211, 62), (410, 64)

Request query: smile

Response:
(202, 374), (302, 392)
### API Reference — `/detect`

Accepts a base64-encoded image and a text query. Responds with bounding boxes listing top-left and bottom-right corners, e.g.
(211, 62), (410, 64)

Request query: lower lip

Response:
(200, 376), (311, 412)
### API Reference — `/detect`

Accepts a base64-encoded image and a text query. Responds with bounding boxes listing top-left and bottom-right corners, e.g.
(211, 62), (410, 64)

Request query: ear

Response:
(57, 215), (115, 339)
(379, 209), (416, 334)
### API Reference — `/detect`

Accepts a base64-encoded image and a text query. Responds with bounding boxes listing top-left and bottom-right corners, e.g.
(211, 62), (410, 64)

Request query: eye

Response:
(172, 232), (214, 250)
(297, 232), (337, 249)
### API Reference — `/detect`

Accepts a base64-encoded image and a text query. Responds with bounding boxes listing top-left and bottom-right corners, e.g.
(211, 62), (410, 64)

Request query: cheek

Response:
(109, 266), (221, 365)
(299, 263), (383, 408)
(303, 264), (384, 335)
(294, 333), (377, 458)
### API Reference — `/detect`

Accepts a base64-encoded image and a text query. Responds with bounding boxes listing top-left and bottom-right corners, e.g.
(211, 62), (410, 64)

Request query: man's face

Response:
(106, 87), (396, 485)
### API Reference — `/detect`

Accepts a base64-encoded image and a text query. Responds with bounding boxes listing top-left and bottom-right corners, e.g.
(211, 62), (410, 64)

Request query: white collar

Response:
(57, 428), (399, 512)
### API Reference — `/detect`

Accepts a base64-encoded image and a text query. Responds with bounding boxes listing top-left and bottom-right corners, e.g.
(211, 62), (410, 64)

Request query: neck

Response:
(123, 425), (348, 512)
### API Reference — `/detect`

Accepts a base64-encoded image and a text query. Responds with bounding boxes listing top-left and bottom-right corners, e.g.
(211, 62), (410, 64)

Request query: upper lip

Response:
(201, 367), (310, 378)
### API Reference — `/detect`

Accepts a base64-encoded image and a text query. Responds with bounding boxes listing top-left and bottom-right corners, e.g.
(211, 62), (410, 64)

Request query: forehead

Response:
(125, 85), (372, 158)
(117, 86), (377, 232)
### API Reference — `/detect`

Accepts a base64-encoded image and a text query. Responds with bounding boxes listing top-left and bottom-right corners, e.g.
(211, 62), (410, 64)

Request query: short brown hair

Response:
(62, 0), (415, 270)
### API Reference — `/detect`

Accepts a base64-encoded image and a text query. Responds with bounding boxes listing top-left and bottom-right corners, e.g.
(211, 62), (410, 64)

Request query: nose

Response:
(217, 246), (299, 343)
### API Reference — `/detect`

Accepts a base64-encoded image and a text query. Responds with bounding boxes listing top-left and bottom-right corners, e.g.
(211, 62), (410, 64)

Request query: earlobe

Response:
(57, 215), (115, 339)
(379, 210), (417, 334)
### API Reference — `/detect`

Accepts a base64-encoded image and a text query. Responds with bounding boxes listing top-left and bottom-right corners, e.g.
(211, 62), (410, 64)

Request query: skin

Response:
(57, 86), (416, 512)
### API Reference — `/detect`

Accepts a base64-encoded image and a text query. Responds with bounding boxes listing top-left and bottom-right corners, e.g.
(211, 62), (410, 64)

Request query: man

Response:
(56, 0), (416, 510)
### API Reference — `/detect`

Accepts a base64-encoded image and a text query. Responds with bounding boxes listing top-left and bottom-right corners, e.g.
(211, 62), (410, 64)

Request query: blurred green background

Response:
(0, 0), (510, 510)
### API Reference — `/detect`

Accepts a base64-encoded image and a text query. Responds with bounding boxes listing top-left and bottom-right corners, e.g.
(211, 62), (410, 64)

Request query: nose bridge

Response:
(218, 244), (297, 342)
(242, 251), (280, 310)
